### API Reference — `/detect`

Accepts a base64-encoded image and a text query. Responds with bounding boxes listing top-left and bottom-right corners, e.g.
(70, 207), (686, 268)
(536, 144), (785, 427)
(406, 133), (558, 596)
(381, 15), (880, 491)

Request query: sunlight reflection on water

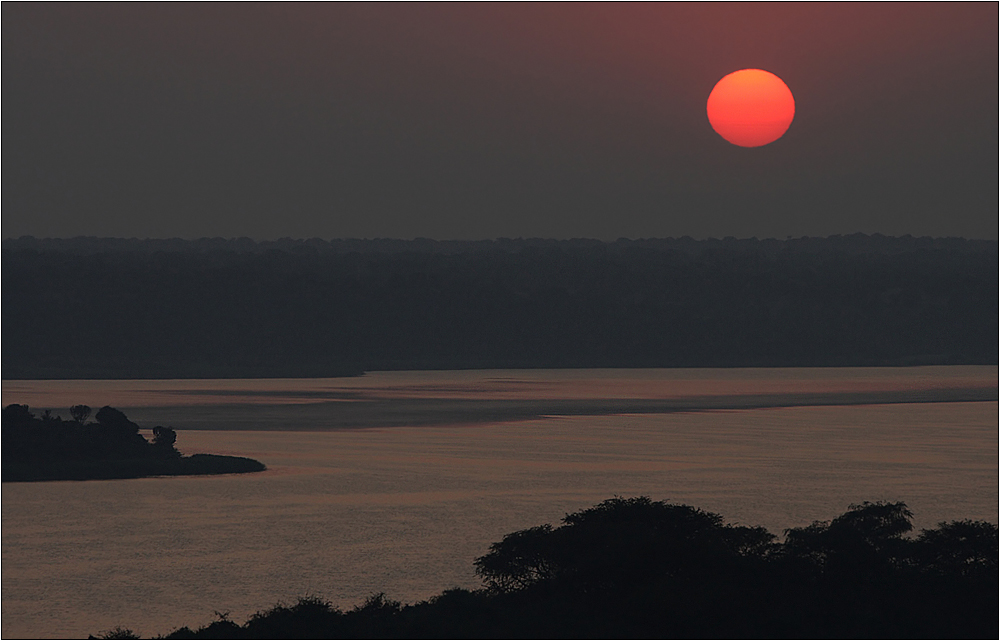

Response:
(2, 368), (997, 638)
(3, 365), (995, 407)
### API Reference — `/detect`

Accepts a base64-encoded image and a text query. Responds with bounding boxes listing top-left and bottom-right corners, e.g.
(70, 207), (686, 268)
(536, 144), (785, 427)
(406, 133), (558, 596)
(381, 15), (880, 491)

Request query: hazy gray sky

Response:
(5, 3), (997, 240)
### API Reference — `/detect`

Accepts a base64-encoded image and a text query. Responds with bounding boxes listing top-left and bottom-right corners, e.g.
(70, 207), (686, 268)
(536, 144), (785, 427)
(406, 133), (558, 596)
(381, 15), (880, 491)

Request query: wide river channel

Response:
(2, 366), (997, 638)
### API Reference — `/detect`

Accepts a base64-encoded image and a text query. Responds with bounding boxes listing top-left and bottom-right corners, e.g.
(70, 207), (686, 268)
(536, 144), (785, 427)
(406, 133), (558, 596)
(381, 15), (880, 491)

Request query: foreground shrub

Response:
(147, 498), (997, 639)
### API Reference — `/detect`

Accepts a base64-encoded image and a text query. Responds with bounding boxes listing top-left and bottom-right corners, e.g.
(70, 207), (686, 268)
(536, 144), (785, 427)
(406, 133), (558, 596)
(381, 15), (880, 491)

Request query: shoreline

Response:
(3, 453), (266, 483)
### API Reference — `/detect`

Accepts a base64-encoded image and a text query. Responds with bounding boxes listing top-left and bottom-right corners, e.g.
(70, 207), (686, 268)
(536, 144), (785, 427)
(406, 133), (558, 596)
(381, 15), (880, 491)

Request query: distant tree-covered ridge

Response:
(1, 404), (265, 481)
(101, 497), (997, 639)
(4, 234), (996, 378)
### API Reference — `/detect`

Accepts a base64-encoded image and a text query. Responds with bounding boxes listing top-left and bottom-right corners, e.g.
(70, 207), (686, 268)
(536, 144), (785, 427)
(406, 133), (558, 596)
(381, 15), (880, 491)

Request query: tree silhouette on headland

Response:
(2, 404), (264, 481)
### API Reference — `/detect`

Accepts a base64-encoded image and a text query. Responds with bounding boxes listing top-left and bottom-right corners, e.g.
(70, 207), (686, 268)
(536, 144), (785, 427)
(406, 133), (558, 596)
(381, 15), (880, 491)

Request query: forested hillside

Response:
(4, 235), (995, 378)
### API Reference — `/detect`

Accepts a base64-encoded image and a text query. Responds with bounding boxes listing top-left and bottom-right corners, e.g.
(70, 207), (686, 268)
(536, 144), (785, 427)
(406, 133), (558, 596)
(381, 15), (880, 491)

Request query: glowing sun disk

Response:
(707, 69), (795, 147)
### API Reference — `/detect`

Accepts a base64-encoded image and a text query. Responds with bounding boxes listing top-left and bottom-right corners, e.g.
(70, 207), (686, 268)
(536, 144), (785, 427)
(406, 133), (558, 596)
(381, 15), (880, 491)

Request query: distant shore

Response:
(5, 234), (995, 379)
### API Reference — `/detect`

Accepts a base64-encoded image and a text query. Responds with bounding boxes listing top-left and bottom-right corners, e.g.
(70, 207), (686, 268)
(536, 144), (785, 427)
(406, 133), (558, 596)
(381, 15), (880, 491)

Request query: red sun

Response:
(707, 69), (795, 148)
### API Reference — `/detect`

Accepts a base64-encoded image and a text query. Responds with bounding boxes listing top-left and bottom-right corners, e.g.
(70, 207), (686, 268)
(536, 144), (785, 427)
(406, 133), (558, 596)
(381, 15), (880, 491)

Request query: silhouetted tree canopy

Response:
(139, 497), (996, 639)
(152, 426), (178, 448)
(475, 496), (776, 598)
(95, 406), (136, 430)
(70, 404), (91, 424)
(913, 519), (999, 578)
(3, 404), (34, 425)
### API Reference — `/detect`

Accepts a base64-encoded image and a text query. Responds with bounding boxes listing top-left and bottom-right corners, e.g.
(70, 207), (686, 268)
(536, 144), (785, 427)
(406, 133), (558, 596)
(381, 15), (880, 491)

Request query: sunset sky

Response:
(5, 3), (997, 240)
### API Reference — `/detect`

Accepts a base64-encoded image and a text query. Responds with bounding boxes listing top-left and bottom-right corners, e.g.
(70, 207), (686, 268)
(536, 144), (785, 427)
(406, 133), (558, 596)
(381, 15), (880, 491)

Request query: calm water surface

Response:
(2, 368), (997, 638)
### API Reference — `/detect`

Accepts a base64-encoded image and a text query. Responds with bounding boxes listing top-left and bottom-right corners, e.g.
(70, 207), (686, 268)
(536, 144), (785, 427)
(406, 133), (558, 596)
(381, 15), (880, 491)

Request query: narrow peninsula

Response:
(2, 404), (265, 482)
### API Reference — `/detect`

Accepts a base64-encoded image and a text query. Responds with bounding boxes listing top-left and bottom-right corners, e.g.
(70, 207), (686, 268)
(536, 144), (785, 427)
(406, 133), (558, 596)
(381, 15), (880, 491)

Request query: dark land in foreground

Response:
(96, 497), (997, 639)
(1, 404), (265, 482)
(4, 234), (997, 379)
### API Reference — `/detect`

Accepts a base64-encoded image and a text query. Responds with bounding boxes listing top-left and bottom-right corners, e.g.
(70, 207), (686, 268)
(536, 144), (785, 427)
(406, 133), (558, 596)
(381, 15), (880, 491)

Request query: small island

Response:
(2, 404), (265, 482)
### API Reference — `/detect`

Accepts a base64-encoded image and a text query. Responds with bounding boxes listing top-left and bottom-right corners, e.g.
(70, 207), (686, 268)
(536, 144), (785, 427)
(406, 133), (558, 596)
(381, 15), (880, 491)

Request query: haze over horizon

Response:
(3, 7), (997, 638)
(5, 4), (997, 241)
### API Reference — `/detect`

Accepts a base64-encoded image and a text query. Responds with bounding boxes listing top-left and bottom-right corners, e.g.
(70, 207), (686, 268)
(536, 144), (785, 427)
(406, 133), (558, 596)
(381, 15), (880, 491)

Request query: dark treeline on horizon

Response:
(6, 233), (994, 256)
(4, 234), (996, 379)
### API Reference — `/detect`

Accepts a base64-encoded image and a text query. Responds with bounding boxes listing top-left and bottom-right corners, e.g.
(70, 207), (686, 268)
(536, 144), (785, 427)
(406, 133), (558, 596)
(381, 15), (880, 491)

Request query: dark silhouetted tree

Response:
(151, 426), (181, 458)
(93, 625), (140, 639)
(152, 426), (177, 448)
(914, 519), (999, 577)
(2, 404), (33, 426)
(70, 404), (91, 424)
(783, 500), (915, 572)
(476, 496), (775, 604)
(244, 597), (344, 639)
(95, 406), (136, 430)
(474, 525), (555, 592)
